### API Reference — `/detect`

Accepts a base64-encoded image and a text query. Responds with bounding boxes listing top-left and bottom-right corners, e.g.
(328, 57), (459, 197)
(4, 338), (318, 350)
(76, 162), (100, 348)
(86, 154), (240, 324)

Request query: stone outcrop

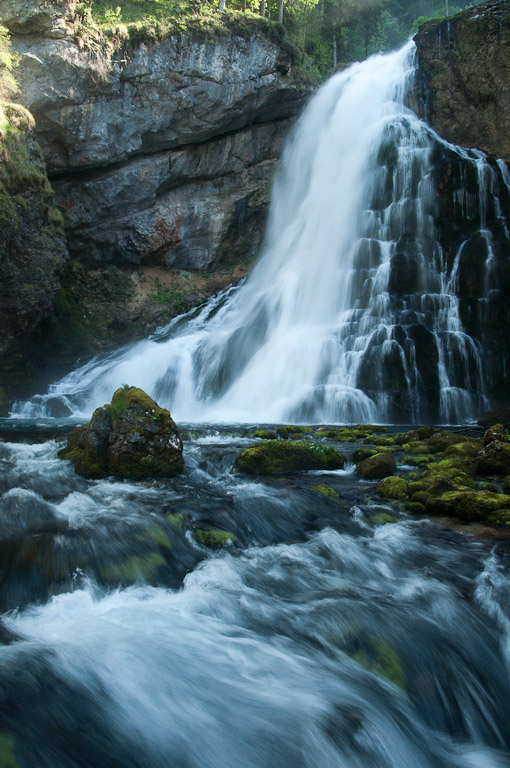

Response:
(414, 0), (510, 161)
(0, 101), (68, 406)
(5, 8), (310, 271)
(58, 386), (184, 479)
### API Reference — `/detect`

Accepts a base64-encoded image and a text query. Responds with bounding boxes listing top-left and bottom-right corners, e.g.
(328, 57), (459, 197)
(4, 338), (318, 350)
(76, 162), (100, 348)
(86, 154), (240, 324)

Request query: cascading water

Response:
(13, 41), (510, 424)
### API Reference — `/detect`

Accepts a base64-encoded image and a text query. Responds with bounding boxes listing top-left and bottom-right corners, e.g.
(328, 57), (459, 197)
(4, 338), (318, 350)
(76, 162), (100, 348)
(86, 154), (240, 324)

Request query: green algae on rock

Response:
(356, 452), (396, 480)
(192, 529), (237, 548)
(377, 476), (409, 500)
(58, 386), (184, 479)
(236, 440), (344, 475)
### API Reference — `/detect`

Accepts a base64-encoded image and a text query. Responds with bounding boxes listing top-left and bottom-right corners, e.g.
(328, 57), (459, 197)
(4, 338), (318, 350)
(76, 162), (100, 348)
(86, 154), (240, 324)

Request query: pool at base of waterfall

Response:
(0, 422), (509, 768)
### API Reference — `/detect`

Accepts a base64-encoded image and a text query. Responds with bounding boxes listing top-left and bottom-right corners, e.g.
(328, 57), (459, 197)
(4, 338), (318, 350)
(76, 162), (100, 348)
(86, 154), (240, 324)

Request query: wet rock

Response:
(253, 429), (279, 440)
(414, 0), (510, 161)
(476, 441), (510, 476)
(377, 476), (409, 500)
(356, 453), (396, 480)
(483, 423), (508, 446)
(192, 529), (237, 548)
(58, 387), (184, 479)
(236, 440), (344, 475)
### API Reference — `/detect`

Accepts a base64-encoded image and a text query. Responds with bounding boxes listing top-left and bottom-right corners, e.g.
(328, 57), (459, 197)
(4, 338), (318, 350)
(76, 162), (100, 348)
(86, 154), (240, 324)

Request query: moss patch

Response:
(236, 440), (344, 475)
(377, 476), (409, 500)
(192, 529), (237, 548)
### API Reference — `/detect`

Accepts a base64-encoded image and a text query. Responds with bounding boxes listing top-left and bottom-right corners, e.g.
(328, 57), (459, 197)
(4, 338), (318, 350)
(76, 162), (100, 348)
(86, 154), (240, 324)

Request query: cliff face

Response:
(414, 0), (510, 411)
(0, 1), (310, 405)
(7, 6), (310, 271)
(414, 0), (510, 161)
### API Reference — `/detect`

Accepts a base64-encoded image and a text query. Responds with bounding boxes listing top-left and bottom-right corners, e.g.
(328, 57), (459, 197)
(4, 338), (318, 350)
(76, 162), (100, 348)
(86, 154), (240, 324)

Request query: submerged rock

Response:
(236, 440), (344, 475)
(58, 387), (184, 479)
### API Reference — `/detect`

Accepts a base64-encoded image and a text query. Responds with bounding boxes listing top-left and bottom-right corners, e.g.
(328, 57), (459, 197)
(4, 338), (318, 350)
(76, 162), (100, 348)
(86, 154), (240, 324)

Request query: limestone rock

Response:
(58, 387), (184, 479)
(414, 0), (510, 161)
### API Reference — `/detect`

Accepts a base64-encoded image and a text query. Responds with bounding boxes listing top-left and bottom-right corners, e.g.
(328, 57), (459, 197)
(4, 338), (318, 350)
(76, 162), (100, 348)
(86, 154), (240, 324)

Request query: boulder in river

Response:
(58, 387), (184, 479)
(236, 440), (344, 475)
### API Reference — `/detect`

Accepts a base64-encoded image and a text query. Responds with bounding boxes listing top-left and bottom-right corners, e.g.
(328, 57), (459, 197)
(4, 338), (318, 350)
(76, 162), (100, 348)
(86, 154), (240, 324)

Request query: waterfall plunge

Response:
(16, 41), (502, 424)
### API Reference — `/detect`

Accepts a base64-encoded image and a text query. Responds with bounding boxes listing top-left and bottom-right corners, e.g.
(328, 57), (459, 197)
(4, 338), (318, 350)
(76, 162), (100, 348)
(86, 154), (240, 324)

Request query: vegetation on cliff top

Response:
(82, 0), (476, 82)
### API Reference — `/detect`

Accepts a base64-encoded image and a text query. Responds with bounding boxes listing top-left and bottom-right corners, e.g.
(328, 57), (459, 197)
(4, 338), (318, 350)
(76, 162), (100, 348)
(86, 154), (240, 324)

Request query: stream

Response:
(0, 424), (509, 767)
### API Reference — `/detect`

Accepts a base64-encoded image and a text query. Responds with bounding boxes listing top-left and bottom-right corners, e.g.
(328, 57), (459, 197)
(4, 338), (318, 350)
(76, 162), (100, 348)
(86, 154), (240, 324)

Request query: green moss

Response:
(402, 454), (435, 467)
(367, 512), (397, 525)
(192, 529), (237, 548)
(236, 440), (344, 475)
(254, 429), (278, 440)
(377, 476), (409, 500)
(352, 448), (377, 463)
(405, 501), (427, 515)
(352, 637), (406, 690)
(356, 452), (396, 480)
(101, 552), (166, 583)
(136, 523), (173, 550)
(166, 512), (185, 531)
(0, 731), (19, 768)
(276, 425), (313, 439)
(428, 490), (510, 522)
(311, 484), (340, 501)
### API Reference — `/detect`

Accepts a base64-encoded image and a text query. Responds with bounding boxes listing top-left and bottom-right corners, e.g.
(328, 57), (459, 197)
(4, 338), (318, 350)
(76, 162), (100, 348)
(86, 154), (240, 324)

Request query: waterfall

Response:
(14, 41), (509, 424)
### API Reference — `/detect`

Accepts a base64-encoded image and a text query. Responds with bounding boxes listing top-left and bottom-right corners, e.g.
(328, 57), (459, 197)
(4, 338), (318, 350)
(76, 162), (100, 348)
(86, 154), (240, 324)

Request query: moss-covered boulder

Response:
(192, 529), (237, 548)
(475, 424), (510, 475)
(253, 429), (278, 440)
(275, 425), (313, 440)
(377, 476), (409, 500)
(58, 386), (184, 479)
(356, 452), (396, 480)
(427, 490), (510, 523)
(236, 440), (344, 475)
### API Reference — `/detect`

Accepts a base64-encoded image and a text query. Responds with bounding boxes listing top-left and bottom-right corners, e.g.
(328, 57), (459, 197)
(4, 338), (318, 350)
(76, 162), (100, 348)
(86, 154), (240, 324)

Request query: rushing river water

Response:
(0, 424), (510, 767)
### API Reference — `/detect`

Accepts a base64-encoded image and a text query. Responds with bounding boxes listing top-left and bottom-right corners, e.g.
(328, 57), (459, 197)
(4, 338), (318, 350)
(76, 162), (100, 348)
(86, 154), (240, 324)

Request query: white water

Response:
(15, 41), (502, 424)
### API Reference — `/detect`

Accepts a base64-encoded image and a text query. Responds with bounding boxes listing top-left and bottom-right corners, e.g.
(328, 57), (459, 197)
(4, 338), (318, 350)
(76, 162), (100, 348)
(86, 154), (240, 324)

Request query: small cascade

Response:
(13, 42), (510, 424)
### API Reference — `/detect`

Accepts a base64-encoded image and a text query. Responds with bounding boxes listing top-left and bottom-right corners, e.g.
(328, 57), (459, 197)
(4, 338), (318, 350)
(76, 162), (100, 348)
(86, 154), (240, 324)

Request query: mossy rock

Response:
(444, 441), (481, 458)
(356, 452), (396, 480)
(354, 424), (387, 433)
(59, 386), (184, 479)
(254, 429), (278, 440)
(369, 436), (396, 447)
(407, 481), (429, 495)
(426, 431), (469, 453)
(236, 440), (344, 475)
(192, 529), (237, 548)
(352, 448), (377, 464)
(101, 552), (166, 584)
(402, 454), (435, 467)
(405, 441), (432, 455)
(166, 512), (186, 531)
(377, 476), (409, 500)
(352, 636), (406, 690)
(409, 490), (430, 505)
(475, 441), (510, 476)
(367, 512), (397, 525)
(311, 484), (341, 501)
(427, 490), (510, 523)
(405, 501), (427, 515)
(275, 425), (313, 440)
(483, 424), (508, 446)
(393, 430), (419, 445)
(0, 731), (19, 768)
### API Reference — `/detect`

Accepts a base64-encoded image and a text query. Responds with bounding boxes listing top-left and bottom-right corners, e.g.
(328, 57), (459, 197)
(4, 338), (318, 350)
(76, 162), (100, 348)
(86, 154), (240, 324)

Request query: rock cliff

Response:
(6, 4), (310, 271)
(414, 0), (510, 161)
(0, 1), (311, 405)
